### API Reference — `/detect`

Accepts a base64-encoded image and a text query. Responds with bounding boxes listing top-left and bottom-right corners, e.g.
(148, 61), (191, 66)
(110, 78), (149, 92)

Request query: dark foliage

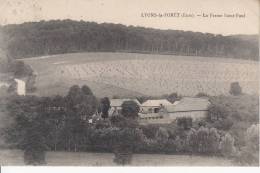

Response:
(121, 100), (140, 119)
(234, 124), (259, 166)
(2, 20), (258, 60)
(3, 86), (259, 166)
(167, 92), (181, 103)
(207, 94), (259, 148)
(4, 95), (50, 165)
(229, 82), (242, 96)
(100, 97), (110, 119)
(140, 124), (159, 139)
(177, 117), (193, 130)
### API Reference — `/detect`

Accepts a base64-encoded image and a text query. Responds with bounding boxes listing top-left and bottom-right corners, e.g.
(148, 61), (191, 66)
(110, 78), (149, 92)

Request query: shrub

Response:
(112, 128), (144, 165)
(164, 139), (177, 153)
(174, 136), (187, 153)
(88, 127), (118, 151)
(155, 127), (169, 142)
(110, 115), (138, 128)
(186, 128), (198, 153)
(167, 92), (180, 103)
(94, 119), (111, 129)
(244, 124), (259, 152)
(187, 127), (221, 155)
(207, 97), (233, 131)
(140, 124), (159, 139)
(207, 128), (221, 154)
(154, 127), (169, 150)
(177, 117), (192, 130)
(22, 130), (49, 165)
(110, 112), (143, 165)
(219, 133), (237, 158)
(121, 100), (140, 119)
(196, 127), (210, 154)
(235, 124), (259, 166)
(229, 82), (242, 96)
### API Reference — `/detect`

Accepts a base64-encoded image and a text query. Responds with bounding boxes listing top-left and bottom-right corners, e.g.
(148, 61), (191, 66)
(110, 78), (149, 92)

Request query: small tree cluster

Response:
(219, 132), (237, 158)
(235, 124), (259, 166)
(4, 84), (98, 164)
(177, 117), (192, 130)
(187, 127), (221, 155)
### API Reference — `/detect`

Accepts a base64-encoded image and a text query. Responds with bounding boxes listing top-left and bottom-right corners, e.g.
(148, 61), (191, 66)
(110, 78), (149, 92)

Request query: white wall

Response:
(168, 111), (207, 120)
(14, 79), (26, 96)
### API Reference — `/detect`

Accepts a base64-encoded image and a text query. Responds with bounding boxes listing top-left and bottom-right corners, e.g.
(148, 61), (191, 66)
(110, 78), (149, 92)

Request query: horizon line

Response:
(1, 19), (258, 37)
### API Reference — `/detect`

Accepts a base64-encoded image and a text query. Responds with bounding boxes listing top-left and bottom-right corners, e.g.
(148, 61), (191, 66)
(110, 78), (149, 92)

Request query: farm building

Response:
(139, 97), (210, 124)
(14, 79), (26, 96)
(108, 98), (141, 116)
(140, 99), (172, 113)
(0, 74), (26, 96)
(164, 97), (210, 121)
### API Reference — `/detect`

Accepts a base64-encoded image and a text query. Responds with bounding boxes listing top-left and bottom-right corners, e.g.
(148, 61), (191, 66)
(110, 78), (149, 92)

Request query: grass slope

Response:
(22, 52), (259, 97)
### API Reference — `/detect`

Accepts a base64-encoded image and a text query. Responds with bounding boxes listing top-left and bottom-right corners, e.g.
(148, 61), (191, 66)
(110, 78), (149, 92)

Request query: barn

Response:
(164, 97), (210, 121)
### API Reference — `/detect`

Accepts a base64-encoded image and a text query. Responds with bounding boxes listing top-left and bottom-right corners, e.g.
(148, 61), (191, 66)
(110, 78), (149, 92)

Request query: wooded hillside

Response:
(0, 19), (258, 60)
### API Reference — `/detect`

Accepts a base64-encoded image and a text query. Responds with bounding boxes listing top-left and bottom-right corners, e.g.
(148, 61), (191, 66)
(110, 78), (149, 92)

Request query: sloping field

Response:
(22, 52), (259, 97)
(0, 149), (234, 166)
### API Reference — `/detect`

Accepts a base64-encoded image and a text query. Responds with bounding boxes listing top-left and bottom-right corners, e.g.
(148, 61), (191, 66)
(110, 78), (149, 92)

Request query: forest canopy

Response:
(0, 19), (258, 60)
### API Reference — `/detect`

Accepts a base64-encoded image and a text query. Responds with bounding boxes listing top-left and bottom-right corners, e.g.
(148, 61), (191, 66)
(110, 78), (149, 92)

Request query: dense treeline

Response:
(1, 19), (258, 60)
(2, 84), (259, 165)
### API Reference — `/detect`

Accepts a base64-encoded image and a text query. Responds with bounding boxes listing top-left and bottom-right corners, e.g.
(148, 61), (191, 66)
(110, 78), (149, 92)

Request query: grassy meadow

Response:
(21, 52), (259, 97)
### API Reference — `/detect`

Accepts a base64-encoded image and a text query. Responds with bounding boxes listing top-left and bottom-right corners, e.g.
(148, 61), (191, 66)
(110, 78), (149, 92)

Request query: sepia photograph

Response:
(0, 0), (259, 168)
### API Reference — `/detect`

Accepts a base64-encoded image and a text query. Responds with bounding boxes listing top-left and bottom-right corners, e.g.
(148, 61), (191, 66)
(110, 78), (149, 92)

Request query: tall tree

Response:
(64, 84), (97, 151)
(4, 96), (51, 165)
(100, 97), (110, 119)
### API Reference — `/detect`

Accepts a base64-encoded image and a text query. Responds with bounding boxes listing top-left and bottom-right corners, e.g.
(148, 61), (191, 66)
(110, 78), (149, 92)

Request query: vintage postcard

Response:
(0, 0), (259, 170)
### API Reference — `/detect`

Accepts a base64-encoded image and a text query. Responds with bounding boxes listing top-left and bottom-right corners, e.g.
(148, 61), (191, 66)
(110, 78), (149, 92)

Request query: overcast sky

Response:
(0, 0), (259, 35)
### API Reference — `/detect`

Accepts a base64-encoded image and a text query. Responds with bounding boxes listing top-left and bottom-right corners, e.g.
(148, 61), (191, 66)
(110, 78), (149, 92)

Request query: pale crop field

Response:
(0, 149), (234, 166)
(22, 52), (259, 97)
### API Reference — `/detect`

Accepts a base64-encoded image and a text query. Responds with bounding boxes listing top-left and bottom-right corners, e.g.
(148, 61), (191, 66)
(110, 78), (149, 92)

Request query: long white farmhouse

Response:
(139, 97), (210, 124)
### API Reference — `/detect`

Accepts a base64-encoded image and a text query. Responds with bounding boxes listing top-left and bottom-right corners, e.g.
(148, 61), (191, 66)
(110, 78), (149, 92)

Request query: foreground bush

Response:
(219, 133), (237, 158)
(235, 124), (259, 166)
(187, 127), (221, 155)
(177, 117), (192, 130)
